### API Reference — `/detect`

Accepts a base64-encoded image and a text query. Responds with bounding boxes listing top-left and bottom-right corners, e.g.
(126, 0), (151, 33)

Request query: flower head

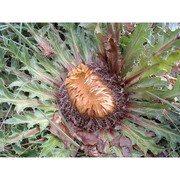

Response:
(65, 63), (116, 118)
(58, 61), (128, 132)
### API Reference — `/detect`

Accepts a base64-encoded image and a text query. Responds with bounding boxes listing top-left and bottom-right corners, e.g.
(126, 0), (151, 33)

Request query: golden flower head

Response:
(58, 63), (128, 132)
(65, 64), (116, 118)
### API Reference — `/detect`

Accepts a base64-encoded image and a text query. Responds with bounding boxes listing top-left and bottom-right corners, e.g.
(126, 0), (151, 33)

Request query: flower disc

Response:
(65, 64), (116, 118)
(58, 63), (128, 132)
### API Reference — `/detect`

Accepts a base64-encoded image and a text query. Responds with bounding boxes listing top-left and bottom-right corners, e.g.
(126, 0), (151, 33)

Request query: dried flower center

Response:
(65, 64), (116, 118)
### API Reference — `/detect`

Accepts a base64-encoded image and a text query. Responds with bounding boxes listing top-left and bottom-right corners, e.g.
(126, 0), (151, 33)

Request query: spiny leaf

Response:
(4, 111), (53, 131)
(0, 127), (40, 149)
(62, 23), (99, 64)
(121, 121), (162, 155)
(110, 146), (123, 157)
(127, 76), (170, 94)
(125, 50), (180, 86)
(163, 110), (180, 126)
(128, 105), (166, 121)
(9, 79), (56, 101)
(48, 31), (74, 70)
(142, 50), (180, 78)
(0, 78), (52, 113)
(78, 23), (103, 53)
(128, 114), (180, 151)
(122, 23), (150, 76)
(40, 134), (73, 157)
(63, 24), (82, 64)
(0, 48), (6, 70)
(161, 75), (180, 99)
(148, 27), (180, 57)
(146, 91), (180, 112)
(12, 144), (39, 157)
(7, 23), (38, 52)
(2, 39), (59, 86)
(38, 109), (80, 147)
(35, 55), (62, 78)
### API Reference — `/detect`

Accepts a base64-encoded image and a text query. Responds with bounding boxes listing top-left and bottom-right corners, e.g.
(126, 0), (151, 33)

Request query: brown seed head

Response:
(65, 64), (116, 118)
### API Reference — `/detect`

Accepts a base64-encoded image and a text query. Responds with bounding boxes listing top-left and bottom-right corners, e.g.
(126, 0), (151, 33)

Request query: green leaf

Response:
(0, 78), (45, 113)
(121, 121), (162, 155)
(163, 110), (180, 126)
(7, 23), (38, 52)
(48, 31), (74, 69)
(122, 23), (150, 76)
(4, 111), (52, 131)
(0, 130), (4, 152)
(0, 48), (6, 70)
(9, 79), (56, 101)
(38, 109), (80, 147)
(40, 134), (72, 157)
(125, 50), (180, 87)
(110, 146), (123, 157)
(148, 27), (180, 57)
(128, 114), (180, 151)
(12, 144), (39, 157)
(161, 76), (180, 99)
(0, 127), (40, 149)
(127, 76), (170, 92)
(11, 144), (26, 155)
(79, 23), (103, 53)
(62, 23), (99, 63)
(146, 91), (180, 112)
(2, 39), (59, 86)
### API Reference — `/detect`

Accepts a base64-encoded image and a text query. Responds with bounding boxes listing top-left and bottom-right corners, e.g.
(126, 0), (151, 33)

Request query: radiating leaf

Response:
(4, 111), (52, 131)
(0, 78), (48, 113)
(127, 114), (180, 151)
(40, 134), (73, 157)
(161, 76), (180, 99)
(121, 121), (162, 155)
(9, 79), (56, 101)
(122, 23), (150, 76)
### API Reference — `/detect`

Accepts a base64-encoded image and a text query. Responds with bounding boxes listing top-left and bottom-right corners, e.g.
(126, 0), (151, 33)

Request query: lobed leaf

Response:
(4, 110), (53, 131)
(121, 121), (162, 155)
(40, 134), (73, 157)
(0, 78), (53, 113)
(125, 50), (180, 87)
(127, 114), (180, 151)
(122, 23), (150, 76)
(9, 79), (56, 101)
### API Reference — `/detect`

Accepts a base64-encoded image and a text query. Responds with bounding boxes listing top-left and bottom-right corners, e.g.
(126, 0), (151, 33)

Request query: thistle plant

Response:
(0, 23), (179, 157)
